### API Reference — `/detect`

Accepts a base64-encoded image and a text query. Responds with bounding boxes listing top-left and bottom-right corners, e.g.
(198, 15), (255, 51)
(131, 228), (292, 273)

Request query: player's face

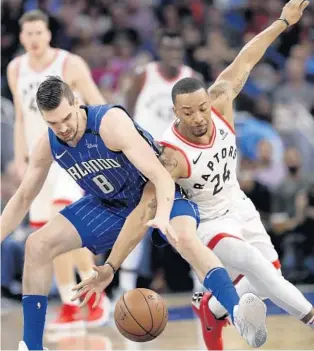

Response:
(20, 20), (51, 57)
(42, 98), (80, 143)
(174, 88), (211, 137)
(159, 37), (184, 69)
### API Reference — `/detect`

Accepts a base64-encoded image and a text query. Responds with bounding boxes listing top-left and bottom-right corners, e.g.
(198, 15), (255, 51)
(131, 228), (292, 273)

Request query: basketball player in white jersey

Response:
(128, 31), (197, 139)
(75, 0), (314, 348)
(160, 1), (314, 349)
(120, 32), (200, 293)
(7, 10), (109, 329)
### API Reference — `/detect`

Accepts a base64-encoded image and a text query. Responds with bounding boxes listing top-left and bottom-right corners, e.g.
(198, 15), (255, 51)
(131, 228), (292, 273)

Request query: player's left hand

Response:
(147, 217), (178, 244)
(71, 264), (114, 308)
(280, 0), (309, 26)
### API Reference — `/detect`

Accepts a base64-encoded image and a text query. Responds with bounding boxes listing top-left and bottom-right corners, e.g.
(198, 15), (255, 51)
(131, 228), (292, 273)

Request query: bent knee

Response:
(25, 230), (55, 260)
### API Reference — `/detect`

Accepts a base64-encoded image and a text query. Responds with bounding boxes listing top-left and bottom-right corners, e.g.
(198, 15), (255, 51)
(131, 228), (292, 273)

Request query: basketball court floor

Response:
(2, 289), (314, 350)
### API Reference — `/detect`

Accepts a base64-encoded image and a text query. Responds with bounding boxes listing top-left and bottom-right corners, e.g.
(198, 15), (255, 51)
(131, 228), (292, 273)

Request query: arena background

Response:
(1, 0), (314, 349)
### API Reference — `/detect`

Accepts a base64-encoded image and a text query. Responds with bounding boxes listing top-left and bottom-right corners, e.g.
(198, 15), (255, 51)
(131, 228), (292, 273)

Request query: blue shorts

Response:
(61, 191), (200, 255)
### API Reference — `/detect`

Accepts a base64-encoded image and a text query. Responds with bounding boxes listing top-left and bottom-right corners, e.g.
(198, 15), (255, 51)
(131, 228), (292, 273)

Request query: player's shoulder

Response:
(7, 55), (24, 75)
(97, 105), (130, 130)
(133, 62), (155, 77)
(7, 55), (25, 87)
(63, 52), (85, 70)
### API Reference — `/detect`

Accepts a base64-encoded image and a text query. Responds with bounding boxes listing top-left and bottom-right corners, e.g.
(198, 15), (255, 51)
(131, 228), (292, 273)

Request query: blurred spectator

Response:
(236, 110), (285, 190)
(274, 58), (314, 114)
(238, 159), (272, 228)
(296, 184), (314, 282)
(270, 148), (313, 279)
(271, 148), (310, 234)
(37, 0), (66, 48)
(1, 0), (24, 76)
(124, 0), (158, 41)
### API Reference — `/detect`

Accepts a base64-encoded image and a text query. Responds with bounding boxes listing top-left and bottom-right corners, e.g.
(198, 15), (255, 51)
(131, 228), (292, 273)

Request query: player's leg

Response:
(163, 198), (267, 348)
(22, 213), (82, 351)
(190, 213), (269, 350)
(49, 167), (110, 329)
(212, 237), (314, 324)
(21, 193), (114, 350)
(208, 239), (314, 326)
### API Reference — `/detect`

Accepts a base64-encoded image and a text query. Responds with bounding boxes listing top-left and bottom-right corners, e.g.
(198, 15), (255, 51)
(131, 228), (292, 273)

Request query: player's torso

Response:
(16, 49), (69, 153)
(49, 105), (154, 208)
(134, 62), (193, 139)
(163, 108), (244, 220)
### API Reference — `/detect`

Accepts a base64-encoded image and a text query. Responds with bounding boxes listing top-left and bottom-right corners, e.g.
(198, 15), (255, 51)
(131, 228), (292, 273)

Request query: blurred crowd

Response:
(1, 0), (314, 300)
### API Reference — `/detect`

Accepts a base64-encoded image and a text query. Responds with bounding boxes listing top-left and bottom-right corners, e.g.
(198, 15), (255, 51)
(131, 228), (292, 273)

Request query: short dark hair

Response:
(19, 10), (49, 28)
(36, 76), (75, 112)
(171, 77), (207, 104)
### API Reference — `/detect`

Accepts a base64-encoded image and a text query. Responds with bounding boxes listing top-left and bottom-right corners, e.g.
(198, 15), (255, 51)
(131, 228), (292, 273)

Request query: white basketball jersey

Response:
(162, 108), (246, 220)
(134, 62), (194, 139)
(16, 49), (70, 153)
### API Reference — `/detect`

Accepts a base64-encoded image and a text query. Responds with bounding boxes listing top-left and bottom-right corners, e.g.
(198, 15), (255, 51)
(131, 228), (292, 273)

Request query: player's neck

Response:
(28, 47), (57, 71)
(158, 63), (180, 79)
(67, 109), (87, 147)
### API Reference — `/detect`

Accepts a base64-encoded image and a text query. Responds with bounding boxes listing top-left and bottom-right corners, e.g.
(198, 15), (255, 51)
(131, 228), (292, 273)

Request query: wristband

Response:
(278, 18), (290, 28)
(104, 261), (116, 274)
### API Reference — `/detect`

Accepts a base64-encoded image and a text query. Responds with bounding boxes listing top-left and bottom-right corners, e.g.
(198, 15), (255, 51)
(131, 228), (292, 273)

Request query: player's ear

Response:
(47, 29), (52, 44)
(172, 106), (177, 118)
(19, 31), (24, 46)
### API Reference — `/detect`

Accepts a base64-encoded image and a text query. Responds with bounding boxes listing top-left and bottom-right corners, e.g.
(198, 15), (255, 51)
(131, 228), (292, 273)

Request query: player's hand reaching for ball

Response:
(71, 264), (114, 308)
(147, 217), (178, 244)
(280, 0), (309, 26)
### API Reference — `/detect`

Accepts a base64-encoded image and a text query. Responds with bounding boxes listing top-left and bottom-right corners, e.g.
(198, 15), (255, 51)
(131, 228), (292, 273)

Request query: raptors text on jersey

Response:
(162, 108), (245, 220)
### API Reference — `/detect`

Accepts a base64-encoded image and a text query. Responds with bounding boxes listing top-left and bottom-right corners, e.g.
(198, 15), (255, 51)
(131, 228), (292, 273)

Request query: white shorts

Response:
(197, 196), (279, 282)
(29, 162), (83, 227)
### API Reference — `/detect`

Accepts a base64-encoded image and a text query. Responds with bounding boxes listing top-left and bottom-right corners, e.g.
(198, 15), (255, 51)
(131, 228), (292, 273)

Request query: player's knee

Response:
(218, 240), (261, 269)
(25, 230), (54, 261)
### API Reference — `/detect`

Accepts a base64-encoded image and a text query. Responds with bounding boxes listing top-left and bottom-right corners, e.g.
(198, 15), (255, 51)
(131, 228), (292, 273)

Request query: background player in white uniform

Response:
(120, 32), (199, 293)
(7, 10), (109, 329)
(80, 0), (314, 348)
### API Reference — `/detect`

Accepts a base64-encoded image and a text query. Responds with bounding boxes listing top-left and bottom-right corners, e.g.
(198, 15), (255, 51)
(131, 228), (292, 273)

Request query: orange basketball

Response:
(114, 288), (168, 342)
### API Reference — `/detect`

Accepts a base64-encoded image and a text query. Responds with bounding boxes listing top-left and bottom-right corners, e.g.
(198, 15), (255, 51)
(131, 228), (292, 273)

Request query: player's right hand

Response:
(147, 217), (178, 244)
(71, 264), (114, 308)
(280, 0), (309, 26)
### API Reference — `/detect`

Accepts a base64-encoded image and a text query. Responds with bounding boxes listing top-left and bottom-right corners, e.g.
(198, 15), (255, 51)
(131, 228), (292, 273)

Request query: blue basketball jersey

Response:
(48, 104), (160, 209)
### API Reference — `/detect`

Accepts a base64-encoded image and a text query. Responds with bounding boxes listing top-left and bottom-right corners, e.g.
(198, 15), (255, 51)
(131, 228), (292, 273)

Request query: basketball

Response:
(114, 288), (168, 342)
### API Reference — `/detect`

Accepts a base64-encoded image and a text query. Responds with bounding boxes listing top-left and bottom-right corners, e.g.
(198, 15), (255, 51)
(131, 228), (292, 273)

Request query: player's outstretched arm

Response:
(71, 182), (158, 307)
(65, 54), (106, 104)
(100, 146), (188, 270)
(210, 0), (309, 106)
(7, 59), (29, 180)
(0, 133), (53, 242)
(100, 108), (177, 237)
(72, 148), (187, 307)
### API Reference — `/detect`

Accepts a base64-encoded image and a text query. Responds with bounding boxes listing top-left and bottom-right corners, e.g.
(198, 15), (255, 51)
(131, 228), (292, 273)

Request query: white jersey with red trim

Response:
(162, 108), (246, 220)
(134, 62), (194, 139)
(16, 49), (70, 153)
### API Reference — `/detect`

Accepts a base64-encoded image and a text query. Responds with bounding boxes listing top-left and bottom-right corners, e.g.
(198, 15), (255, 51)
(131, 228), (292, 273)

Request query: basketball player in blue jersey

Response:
(1, 76), (266, 350)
